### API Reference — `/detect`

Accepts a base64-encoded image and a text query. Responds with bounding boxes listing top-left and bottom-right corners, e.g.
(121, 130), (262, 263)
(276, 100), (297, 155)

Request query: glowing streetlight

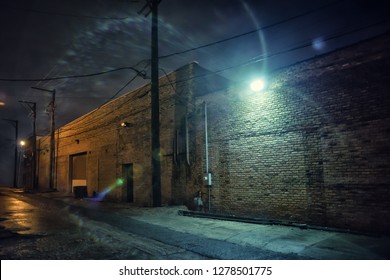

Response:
(250, 79), (266, 92)
(0, 101), (5, 106)
(20, 140), (26, 147)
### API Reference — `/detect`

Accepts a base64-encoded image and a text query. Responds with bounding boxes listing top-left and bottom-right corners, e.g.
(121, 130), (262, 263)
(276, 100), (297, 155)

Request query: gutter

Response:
(178, 210), (382, 237)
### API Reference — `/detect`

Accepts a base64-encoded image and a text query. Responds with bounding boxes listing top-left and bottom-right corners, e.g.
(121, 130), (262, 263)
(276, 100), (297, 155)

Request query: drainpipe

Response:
(204, 102), (212, 211)
(185, 116), (190, 166)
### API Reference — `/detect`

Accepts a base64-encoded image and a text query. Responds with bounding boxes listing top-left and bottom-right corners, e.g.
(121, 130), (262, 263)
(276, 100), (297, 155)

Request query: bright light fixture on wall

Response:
(20, 140), (26, 147)
(250, 78), (266, 92)
(120, 122), (132, 127)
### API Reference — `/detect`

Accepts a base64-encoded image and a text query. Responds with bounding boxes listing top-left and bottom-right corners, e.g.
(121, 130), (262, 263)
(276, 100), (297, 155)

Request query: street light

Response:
(120, 122), (132, 127)
(250, 78), (266, 92)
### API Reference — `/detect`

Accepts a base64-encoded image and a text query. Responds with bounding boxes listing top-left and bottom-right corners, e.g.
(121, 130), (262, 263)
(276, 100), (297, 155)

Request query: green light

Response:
(116, 178), (124, 186)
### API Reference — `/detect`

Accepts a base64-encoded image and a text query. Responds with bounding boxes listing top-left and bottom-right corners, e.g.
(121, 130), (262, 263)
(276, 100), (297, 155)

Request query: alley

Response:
(1, 187), (389, 260)
(0, 188), (205, 259)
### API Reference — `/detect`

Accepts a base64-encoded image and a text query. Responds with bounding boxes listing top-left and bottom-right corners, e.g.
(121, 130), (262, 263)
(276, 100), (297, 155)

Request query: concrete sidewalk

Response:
(13, 188), (390, 259)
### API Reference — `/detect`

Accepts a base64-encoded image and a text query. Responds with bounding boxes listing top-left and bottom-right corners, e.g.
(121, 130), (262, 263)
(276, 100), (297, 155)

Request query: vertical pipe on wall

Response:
(204, 102), (211, 211)
(185, 116), (190, 166)
(204, 102), (209, 173)
(97, 158), (100, 193)
(55, 128), (59, 190)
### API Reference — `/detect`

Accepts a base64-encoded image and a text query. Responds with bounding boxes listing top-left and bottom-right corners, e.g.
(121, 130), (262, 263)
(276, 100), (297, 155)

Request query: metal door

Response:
(123, 164), (134, 202)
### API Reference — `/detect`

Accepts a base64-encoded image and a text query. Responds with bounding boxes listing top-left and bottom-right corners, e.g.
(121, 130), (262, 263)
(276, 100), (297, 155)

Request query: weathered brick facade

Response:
(37, 62), (229, 206)
(35, 32), (390, 233)
(188, 33), (390, 234)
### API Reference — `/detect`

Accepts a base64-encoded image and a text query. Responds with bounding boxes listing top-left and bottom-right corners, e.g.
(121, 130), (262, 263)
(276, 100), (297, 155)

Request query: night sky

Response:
(1, 0), (389, 186)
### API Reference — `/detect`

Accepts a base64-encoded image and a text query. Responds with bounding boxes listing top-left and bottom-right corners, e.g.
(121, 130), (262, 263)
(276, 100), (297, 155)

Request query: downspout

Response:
(204, 102), (209, 174)
(185, 116), (190, 166)
(204, 102), (211, 211)
(97, 158), (100, 193)
(36, 138), (41, 189)
(55, 128), (59, 190)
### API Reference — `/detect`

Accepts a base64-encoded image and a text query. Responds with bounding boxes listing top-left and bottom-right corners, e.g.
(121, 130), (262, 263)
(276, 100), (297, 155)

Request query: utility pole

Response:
(31, 87), (56, 191)
(19, 101), (37, 191)
(2, 119), (18, 188)
(139, 0), (162, 207)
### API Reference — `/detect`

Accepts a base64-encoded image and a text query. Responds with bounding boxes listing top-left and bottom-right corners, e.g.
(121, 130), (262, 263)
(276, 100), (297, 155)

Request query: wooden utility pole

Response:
(2, 119), (18, 188)
(150, 0), (161, 207)
(19, 101), (37, 191)
(139, 0), (162, 207)
(31, 87), (56, 190)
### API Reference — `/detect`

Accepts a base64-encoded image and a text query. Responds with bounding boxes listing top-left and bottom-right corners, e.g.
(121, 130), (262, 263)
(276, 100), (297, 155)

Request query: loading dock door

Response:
(71, 153), (87, 190)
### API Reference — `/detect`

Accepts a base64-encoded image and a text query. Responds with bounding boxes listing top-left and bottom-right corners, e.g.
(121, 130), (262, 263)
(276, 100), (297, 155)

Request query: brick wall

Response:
(35, 32), (390, 233)
(186, 33), (390, 233)
(36, 62), (229, 206)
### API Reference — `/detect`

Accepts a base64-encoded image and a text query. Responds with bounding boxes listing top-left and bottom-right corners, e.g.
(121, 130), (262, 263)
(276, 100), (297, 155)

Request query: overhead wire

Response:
(158, 0), (346, 60)
(55, 19), (390, 139)
(213, 19), (390, 76)
(9, 0), (389, 139)
(57, 79), (148, 133)
(57, 60), (150, 132)
(30, 15), (390, 140)
(0, 0), (345, 83)
(3, 4), (138, 20)
(0, 66), (146, 82)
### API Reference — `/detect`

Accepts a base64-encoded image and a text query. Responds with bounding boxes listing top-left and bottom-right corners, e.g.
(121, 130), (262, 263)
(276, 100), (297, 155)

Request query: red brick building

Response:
(35, 32), (390, 233)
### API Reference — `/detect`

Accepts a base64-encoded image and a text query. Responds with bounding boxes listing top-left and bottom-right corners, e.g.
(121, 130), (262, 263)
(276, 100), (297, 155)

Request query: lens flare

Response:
(312, 37), (325, 51)
(152, 148), (165, 161)
(97, 178), (125, 200)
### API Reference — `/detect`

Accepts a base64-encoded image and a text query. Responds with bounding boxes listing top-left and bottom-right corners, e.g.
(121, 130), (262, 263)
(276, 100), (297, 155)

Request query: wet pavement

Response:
(1, 187), (389, 260)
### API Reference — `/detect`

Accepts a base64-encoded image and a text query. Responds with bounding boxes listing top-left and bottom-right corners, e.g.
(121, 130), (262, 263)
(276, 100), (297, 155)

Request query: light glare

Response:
(250, 79), (266, 92)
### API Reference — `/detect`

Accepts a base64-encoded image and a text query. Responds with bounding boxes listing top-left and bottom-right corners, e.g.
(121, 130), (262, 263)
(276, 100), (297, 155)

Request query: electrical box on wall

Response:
(204, 173), (212, 186)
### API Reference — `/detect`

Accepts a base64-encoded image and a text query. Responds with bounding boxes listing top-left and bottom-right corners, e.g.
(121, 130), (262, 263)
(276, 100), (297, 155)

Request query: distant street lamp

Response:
(0, 101), (5, 106)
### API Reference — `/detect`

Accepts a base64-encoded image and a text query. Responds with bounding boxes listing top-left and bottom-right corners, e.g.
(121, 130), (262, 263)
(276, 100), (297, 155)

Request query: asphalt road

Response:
(2, 187), (389, 260)
(0, 189), (202, 259)
(0, 188), (298, 259)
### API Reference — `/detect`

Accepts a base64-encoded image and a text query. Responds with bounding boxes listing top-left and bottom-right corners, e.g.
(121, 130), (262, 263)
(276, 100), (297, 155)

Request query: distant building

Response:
(34, 32), (390, 234)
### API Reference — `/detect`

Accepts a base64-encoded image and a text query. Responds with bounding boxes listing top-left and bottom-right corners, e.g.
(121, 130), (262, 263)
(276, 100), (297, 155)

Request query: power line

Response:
(56, 22), (390, 137)
(0, 66), (146, 82)
(210, 19), (390, 76)
(57, 76), (147, 133)
(0, 1), (344, 83)
(11, 3), (387, 137)
(158, 0), (346, 60)
(57, 62), (150, 132)
(100, 73), (139, 104)
(3, 4), (136, 20)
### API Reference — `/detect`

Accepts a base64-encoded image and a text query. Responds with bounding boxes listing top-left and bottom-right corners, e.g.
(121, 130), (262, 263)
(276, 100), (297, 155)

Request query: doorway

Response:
(70, 152), (87, 191)
(123, 164), (134, 202)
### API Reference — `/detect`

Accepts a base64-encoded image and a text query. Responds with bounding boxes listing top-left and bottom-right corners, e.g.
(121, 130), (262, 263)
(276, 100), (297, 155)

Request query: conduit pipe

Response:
(204, 102), (211, 211)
